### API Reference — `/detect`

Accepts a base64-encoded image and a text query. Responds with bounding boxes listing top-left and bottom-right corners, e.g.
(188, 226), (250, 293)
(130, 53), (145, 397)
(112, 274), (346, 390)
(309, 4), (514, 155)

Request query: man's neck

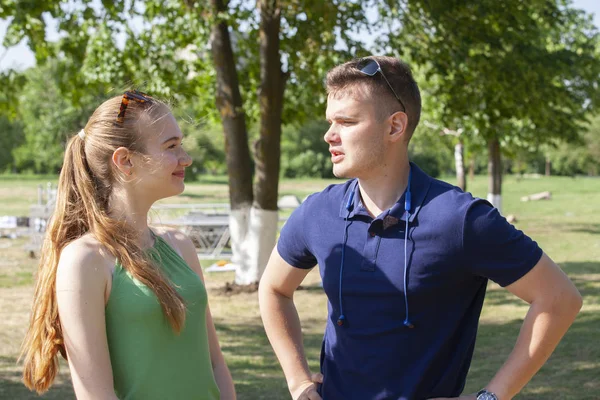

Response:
(357, 159), (411, 218)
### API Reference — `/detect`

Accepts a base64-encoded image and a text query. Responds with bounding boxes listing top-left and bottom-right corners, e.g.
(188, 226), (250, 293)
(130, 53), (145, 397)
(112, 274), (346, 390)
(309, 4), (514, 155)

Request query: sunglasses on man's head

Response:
(116, 90), (153, 123)
(357, 58), (406, 112)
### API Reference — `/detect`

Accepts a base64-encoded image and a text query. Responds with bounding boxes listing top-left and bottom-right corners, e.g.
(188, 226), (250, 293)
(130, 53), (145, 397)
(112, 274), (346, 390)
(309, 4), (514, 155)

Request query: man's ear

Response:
(112, 147), (133, 176)
(388, 111), (409, 143)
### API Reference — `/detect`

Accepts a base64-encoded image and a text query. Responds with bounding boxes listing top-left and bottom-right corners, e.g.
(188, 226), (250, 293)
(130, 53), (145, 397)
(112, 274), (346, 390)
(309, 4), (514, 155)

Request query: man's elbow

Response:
(553, 284), (583, 319)
(259, 277), (290, 304)
(258, 273), (278, 310)
(258, 270), (274, 298)
(569, 287), (584, 314)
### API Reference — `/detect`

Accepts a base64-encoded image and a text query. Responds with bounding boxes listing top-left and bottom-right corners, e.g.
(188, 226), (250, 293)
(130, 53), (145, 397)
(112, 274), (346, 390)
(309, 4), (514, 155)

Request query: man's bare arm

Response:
(259, 248), (322, 400)
(483, 253), (582, 399)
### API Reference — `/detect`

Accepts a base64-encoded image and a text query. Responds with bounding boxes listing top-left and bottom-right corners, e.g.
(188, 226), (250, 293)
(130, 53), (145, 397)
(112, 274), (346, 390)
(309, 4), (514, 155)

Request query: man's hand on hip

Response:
(291, 373), (323, 400)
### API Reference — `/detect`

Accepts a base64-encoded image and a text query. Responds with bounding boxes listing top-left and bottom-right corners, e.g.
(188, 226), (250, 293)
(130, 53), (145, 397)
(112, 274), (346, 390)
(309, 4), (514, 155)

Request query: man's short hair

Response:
(326, 56), (422, 139)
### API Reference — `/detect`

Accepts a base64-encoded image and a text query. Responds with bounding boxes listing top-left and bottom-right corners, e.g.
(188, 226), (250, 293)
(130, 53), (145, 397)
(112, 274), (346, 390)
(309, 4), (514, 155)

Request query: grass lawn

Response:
(0, 173), (598, 399)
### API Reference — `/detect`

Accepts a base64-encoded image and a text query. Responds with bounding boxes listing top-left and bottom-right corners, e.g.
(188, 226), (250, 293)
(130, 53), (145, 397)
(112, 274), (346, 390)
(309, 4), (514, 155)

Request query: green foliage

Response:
(1, 0), (372, 126)
(409, 126), (454, 178)
(547, 145), (594, 176)
(281, 120), (332, 178)
(0, 116), (24, 172)
(279, 1), (371, 124)
(0, 70), (27, 118)
(11, 60), (106, 173)
(2, 0), (600, 180)
(176, 116), (227, 178)
(0, 0), (376, 195)
(503, 112), (600, 176)
(547, 119), (600, 176)
(383, 0), (600, 170)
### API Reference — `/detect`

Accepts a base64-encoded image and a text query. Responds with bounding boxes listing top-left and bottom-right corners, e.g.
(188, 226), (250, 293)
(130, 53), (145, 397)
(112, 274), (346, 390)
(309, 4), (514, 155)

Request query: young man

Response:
(258, 56), (582, 400)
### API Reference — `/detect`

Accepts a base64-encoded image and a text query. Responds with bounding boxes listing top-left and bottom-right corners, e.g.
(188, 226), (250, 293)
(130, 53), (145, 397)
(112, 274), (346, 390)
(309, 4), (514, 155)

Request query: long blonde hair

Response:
(20, 95), (187, 393)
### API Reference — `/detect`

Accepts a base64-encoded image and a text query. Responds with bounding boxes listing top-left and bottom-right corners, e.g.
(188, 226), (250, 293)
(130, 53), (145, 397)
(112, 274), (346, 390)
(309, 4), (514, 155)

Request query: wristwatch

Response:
(476, 389), (498, 400)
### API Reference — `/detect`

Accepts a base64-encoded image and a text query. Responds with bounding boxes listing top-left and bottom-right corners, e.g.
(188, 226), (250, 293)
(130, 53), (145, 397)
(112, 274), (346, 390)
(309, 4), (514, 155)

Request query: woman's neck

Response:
(108, 189), (154, 248)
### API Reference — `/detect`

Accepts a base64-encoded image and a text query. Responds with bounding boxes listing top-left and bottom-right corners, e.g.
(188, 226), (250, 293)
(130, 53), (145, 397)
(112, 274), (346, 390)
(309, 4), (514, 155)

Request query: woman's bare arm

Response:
(56, 238), (118, 400)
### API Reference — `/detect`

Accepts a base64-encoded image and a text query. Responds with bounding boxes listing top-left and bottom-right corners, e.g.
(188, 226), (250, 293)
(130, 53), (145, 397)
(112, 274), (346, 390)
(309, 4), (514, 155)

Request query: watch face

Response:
(477, 392), (498, 400)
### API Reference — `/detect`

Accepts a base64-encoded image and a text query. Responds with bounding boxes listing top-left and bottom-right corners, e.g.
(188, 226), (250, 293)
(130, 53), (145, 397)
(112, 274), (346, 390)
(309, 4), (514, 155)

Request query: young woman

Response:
(20, 92), (236, 399)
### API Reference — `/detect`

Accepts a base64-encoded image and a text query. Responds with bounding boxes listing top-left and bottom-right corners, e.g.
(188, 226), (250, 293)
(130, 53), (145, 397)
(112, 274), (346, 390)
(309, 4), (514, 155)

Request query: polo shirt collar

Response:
(338, 162), (432, 223)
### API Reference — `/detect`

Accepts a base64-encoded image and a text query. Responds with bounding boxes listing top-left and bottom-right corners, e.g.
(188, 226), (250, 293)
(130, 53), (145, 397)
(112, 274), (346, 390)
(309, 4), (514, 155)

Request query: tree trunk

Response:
(209, 0), (255, 283)
(487, 138), (503, 213)
(209, 0), (253, 208)
(545, 156), (551, 176)
(233, 0), (286, 285)
(455, 141), (466, 191)
(468, 156), (475, 182)
(209, 0), (287, 285)
(255, 0), (285, 211)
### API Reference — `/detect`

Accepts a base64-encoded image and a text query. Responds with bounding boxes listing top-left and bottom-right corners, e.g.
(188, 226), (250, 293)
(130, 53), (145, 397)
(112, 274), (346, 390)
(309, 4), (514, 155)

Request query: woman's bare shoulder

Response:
(150, 226), (200, 271)
(56, 234), (115, 289)
(152, 225), (189, 241)
(151, 225), (194, 252)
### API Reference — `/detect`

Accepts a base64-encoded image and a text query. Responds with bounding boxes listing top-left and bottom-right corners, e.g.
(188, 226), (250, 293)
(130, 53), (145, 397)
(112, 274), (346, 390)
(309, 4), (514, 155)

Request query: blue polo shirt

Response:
(277, 163), (542, 400)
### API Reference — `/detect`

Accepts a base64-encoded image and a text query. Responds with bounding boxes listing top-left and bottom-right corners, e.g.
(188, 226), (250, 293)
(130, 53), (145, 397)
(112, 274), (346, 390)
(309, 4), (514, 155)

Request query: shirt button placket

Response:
(361, 226), (379, 271)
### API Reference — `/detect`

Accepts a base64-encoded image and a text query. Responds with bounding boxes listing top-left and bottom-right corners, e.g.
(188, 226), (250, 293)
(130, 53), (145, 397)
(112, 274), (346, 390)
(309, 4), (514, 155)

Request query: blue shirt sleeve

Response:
(277, 199), (317, 269)
(464, 200), (543, 287)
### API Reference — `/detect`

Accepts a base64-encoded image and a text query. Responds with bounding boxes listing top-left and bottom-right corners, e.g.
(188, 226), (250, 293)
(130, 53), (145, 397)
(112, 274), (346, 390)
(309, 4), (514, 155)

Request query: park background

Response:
(1, 0), (599, 399)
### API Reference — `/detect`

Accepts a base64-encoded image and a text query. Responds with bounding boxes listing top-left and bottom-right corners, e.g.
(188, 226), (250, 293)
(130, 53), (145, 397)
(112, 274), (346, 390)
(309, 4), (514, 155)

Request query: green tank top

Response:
(105, 235), (220, 400)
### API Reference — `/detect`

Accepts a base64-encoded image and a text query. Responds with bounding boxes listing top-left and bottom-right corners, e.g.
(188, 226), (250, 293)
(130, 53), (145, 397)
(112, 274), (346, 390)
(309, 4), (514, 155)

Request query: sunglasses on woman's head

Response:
(357, 58), (406, 112)
(116, 90), (153, 123)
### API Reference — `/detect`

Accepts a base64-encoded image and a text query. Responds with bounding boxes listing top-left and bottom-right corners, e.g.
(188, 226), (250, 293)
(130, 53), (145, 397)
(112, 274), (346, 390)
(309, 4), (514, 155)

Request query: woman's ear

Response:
(112, 147), (133, 176)
(388, 111), (409, 143)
